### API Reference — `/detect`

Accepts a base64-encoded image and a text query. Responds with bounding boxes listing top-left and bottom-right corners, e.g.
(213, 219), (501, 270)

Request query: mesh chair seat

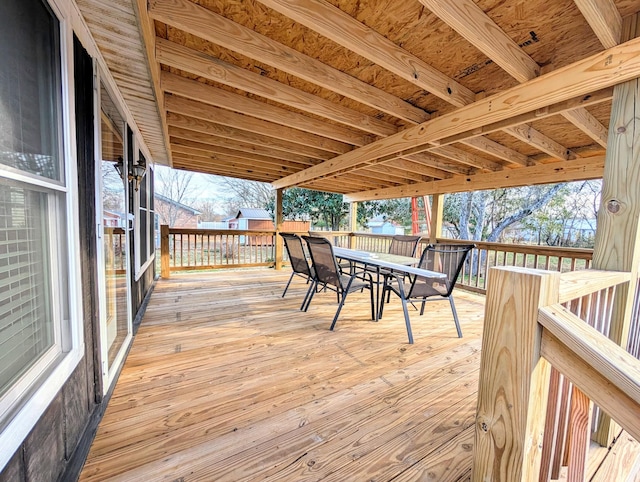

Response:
(379, 243), (474, 343)
(302, 235), (376, 329)
(280, 233), (315, 308)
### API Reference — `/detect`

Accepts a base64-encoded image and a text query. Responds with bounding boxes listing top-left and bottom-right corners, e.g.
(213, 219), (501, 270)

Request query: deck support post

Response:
(591, 14), (640, 446)
(473, 266), (560, 481)
(429, 194), (443, 244)
(160, 224), (170, 278)
(274, 188), (284, 270)
(349, 201), (358, 249)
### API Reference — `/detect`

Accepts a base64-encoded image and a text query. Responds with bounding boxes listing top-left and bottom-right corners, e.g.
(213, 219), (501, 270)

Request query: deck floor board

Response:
(80, 269), (640, 481)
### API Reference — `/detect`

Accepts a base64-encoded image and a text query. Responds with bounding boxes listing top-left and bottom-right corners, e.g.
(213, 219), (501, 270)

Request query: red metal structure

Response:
(411, 196), (431, 235)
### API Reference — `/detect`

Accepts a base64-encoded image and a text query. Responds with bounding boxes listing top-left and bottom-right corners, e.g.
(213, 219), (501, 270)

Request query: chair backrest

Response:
(302, 235), (342, 288)
(409, 244), (475, 298)
(280, 233), (312, 277)
(388, 235), (422, 257)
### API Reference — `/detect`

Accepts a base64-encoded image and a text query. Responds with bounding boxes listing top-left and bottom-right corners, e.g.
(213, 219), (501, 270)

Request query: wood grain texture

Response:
(590, 432), (640, 481)
(156, 38), (398, 137)
(558, 269), (631, 303)
(591, 21), (640, 442)
(538, 305), (640, 410)
(344, 156), (605, 201)
(561, 108), (609, 147)
(417, 0), (540, 83)
(150, 0), (429, 124)
(564, 386), (592, 481)
(574, 0), (622, 48)
(161, 72), (372, 146)
(79, 269), (487, 480)
(165, 94), (351, 154)
(273, 36), (640, 188)
(473, 267), (559, 481)
(254, 0), (476, 108)
(166, 112), (335, 160)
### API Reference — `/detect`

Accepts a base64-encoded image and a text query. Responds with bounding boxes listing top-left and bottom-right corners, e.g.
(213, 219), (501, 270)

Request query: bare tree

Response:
(217, 177), (274, 215)
(155, 166), (201, 226)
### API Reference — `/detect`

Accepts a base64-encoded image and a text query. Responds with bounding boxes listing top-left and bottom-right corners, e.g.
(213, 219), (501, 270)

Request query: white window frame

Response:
(135, 162), (155, 280)
(0, 0), (84, 472)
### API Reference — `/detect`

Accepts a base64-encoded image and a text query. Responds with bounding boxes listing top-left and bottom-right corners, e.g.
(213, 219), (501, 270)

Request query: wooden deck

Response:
(79, 269), (636, 481)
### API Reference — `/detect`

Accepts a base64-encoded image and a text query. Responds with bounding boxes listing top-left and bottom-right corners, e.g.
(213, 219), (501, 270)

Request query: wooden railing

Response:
(160, 227), (595, 283)
(473, 266), (639, 481)
(322, 231), (593, 293)
(160, 226), (284, 277)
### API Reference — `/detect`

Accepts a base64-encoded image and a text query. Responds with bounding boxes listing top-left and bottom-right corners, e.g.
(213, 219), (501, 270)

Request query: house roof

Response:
(155, 193), (202, 215)
(235, 208), (272, 220)
(76, 1), (640, 201)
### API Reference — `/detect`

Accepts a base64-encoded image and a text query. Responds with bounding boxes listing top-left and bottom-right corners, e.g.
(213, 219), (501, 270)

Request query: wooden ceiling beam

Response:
(172, 152), (300, 177)
(168, 127), (316, 165)
(254, 0), (476, 108)
(166, 94), (351, 155)
(170, 145), (311, 172)
(560, 108), (609, 147)
(169, 138), (314, 168)
(387, 158), (452, 180)
(156, 38), (397, 137)
(574, 0), (622, 48)
(504, 125), (575, 160)
(257, 0), (577, 184)
(149, 0), (429, 124)
(405, 153), (476, 176)
(430, 145), (506, 171)
(436, 88), (613, 146)
(161, 72), (372, 146)
(417, 0), (540, 83)
(166, 112), (335, 160)
(421, 0), (609, 155)
(272, 37), (640, 189)
(460, 136), (532, 167)
(345, 156), (605, 201)
(172, 158), (279, 182)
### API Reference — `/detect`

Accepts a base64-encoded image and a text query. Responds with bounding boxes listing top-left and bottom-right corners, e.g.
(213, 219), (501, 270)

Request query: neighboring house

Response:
(368, 216), (405, 235)
(155, 193), (201, 228)
(234, 207), (274, 230)
(103, 210), (123, 227)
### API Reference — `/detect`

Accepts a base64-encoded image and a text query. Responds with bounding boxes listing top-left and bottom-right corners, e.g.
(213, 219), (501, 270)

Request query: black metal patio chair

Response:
(301, 235), (376, 330)
(280, 233), (315, 308)
(379, 243), (474, 344)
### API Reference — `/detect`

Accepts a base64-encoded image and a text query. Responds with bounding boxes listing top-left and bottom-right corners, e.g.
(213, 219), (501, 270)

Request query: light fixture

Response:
(130, 159), (146, 192)
(113, 156), (147, 191)
(114, 156), (125, 179)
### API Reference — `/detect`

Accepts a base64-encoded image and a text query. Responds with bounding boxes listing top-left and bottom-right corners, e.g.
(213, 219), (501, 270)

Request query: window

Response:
(136, 161), (155, 277)
(0, 0), (70, 424)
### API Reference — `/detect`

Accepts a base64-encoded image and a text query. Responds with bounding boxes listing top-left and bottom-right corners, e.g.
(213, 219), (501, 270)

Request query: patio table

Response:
(332, 247), (446, 318)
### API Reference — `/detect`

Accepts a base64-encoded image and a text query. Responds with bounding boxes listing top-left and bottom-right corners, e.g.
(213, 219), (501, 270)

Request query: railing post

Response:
(274, 188), (284, 270)
(429, 193), (443, 244)
(349, 202), (357, 250)
(160, 224), (170, 278)
(473, 266), (560, 481)
(591, 14), (640, 446)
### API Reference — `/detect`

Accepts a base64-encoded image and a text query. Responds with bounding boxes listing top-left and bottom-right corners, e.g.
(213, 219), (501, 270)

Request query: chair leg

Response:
(282, 271), (295, 297)
(369, 282), (375, 321)
(301, 280), (317, 312)
(400, 292), (414, 345)
(419, 298), (427, 315)
(395, 281), (413, 344)
(330, 288), (349, 331)
(449, 295), (463, 338)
